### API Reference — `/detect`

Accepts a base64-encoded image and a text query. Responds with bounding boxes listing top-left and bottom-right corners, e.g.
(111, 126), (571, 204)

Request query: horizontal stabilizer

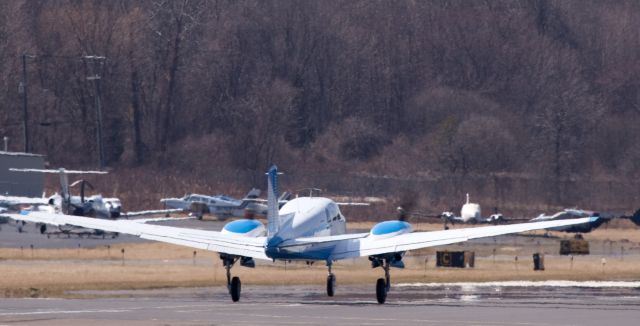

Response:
(336, 202), (370, 206)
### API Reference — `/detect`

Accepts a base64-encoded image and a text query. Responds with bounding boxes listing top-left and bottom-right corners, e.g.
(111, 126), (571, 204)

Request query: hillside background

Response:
(1, 1), (639, 218)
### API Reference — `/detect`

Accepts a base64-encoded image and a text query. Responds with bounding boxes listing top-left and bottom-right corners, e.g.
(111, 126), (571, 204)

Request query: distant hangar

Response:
(0, 151), (44, 197)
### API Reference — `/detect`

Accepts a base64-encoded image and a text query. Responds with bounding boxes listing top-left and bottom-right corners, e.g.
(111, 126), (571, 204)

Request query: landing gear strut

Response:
(221, 254), (241, 302)
(326, 262), (336, 297)
(370, 255), (400, 304)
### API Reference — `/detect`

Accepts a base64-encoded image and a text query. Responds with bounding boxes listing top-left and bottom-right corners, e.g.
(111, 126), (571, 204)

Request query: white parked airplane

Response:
(1, 166), (596, 304)
(5, 168), (121, 219)
(441, 193), (504, 225)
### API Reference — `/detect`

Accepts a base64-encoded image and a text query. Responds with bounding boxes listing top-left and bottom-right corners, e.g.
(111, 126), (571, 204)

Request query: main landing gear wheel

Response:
(230, 276), (241, 302)
(376, 278), (387, 304)
(222, 254), (241, 302)
(327, 274), (336, 297)
(371, 256), (392, 304)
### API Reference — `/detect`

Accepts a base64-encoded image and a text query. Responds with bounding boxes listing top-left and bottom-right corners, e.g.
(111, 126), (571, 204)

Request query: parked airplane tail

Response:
(244, 188), (261, 199)
(278, 191), (292, 202)
(266, 165), (281, 239)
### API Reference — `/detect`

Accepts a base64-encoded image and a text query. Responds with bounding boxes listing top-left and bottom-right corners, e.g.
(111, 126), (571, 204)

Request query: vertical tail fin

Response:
(266, 165), (281, 238)
(244, 188), (261, 199)
(59, 168), (70, 203)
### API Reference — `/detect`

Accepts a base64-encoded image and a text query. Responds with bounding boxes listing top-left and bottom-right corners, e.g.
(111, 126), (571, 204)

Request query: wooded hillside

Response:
(1, 1), (639, 215)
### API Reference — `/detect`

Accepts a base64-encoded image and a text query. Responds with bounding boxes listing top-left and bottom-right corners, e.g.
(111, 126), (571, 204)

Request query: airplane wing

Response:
(9, 168), (107, 174)
(0, 195), (49, 207)
(2, 211), (269, 260)
(130, 216), (195, 223)
(330, 217), (597, 260)
(122, 208), (184, 217)
(321, 217), (597, 260)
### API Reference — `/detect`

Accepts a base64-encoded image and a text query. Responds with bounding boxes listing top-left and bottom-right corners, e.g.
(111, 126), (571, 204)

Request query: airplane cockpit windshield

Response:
(188, 195), (207, 203)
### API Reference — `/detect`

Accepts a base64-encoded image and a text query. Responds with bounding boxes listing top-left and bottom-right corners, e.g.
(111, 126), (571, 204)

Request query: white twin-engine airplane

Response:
(441, 193), (504, 224)
(3, 166), (597, 304)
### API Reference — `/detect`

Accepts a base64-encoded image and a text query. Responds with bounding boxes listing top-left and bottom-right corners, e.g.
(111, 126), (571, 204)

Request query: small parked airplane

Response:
(161, 189), (291, 220)
(440, 193), (504, 225)
(530, 208), (610, 233)
(2, 166), (596, 304)
(6, 168), (121, 219)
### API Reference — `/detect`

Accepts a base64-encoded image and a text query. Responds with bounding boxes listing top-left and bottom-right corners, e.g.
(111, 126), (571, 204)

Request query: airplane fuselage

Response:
(264, 197), (347, 261)
(163, 194), (268, 219)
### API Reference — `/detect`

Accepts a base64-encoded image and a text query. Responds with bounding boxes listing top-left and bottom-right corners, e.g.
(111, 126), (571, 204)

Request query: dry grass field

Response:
(1, 223), (638, 298)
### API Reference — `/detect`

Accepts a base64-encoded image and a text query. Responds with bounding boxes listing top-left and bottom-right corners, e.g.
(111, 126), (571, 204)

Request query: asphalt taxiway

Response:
(1, 283), (638, 326)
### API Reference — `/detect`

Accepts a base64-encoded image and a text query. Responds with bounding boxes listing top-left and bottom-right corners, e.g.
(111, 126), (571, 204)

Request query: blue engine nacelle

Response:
(221, 219), (266, 237)
(369, 220), (413, 240)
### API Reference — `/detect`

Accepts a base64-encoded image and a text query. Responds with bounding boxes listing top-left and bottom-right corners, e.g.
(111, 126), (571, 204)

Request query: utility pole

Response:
(19, 54), (34, 153)
(85, 55), (106, 169)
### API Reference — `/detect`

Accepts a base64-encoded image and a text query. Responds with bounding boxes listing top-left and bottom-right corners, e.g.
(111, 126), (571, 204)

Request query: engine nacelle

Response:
(369, 220), (413, 240)
(221, 219), (266, 237)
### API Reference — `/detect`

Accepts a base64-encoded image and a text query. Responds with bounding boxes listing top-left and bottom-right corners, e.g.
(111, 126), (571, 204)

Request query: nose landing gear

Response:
(326, 262), (336, 297)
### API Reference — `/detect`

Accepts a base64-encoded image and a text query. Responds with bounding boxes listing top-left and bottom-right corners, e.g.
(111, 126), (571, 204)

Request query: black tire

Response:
(326, 274), (336, 297)
(376, 278), (387, 304)
(230, 276), (241, 302)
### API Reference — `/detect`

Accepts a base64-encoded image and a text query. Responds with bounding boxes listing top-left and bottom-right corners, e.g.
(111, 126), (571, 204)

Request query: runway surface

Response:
(1, 282), (638, 325)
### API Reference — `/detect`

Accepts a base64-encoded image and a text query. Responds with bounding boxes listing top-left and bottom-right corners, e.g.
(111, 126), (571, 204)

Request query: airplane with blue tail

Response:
(1, 165), (598, 303)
